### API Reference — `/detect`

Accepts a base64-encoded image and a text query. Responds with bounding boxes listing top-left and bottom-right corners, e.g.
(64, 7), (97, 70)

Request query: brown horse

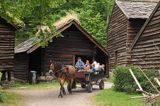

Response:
(49, 61), (76, 98)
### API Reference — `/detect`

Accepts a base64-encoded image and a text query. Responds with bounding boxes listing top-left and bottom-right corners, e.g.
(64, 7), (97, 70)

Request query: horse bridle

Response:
(50, 63), (63, 77)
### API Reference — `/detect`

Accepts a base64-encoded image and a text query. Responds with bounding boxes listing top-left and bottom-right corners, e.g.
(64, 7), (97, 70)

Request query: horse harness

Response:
(51, 63), (69, 78)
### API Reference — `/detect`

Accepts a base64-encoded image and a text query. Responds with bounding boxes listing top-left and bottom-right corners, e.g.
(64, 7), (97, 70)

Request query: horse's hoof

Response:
(63, 91), (66, 95)
(69, 92), (72, 95)
(58, 95), (63, 98)
(62, 88), (66, 95)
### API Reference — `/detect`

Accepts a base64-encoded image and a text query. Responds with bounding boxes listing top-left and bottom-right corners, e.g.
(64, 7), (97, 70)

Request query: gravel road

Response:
(14, 82), (113, 106)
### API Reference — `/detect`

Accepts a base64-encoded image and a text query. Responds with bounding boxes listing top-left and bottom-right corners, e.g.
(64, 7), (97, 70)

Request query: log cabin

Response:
(0, 17), (20, 81)
(130, 1), (160, 69)
(107, 0), (157, 70)
(14, 16), (109, 82)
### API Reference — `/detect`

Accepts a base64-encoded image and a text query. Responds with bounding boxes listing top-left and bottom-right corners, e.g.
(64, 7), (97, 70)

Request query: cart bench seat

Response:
(75, 71), (90, 78)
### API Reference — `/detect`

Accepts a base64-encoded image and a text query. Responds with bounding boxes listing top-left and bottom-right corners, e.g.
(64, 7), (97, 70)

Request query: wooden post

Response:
(154, 78), (160, 87)
(129, 69), (144, 92)
(129, 68), (160, 106)
(138, 67), (160, 93)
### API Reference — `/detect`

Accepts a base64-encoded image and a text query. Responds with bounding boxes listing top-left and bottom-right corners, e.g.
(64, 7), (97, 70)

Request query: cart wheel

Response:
(81, 83), (86, 88)
(99, 80), (104, 90)
(87, 82), (93, 93)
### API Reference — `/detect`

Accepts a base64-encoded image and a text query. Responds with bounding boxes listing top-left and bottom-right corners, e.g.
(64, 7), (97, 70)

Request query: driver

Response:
(75, 57), (85, 71)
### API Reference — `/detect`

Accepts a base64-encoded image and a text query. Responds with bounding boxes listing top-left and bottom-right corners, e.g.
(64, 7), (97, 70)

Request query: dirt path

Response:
(13, 82), (112, 106)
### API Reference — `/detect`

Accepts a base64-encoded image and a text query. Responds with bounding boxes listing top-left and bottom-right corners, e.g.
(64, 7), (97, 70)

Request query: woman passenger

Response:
(84, 60), (91, 72)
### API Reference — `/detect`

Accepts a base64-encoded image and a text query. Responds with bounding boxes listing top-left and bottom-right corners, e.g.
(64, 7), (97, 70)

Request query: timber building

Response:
(15, 16), (109, 82)
(107, 0), (158, 70)
(131, 1), (160, 69)
(0, 17), (20, 81)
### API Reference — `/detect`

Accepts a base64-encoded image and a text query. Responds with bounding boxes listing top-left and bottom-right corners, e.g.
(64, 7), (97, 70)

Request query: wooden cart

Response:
(75, 70), (105, 93)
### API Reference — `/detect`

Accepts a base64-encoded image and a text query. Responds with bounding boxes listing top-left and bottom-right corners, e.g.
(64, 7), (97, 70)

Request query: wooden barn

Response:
(14, 17), (109, 82)
(107, 0), (157, 70)
(130, 1), (160, 69)
(0, 17), (19, 81)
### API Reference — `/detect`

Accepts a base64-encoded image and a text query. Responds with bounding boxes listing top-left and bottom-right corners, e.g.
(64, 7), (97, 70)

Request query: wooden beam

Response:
(154, 78), (160, 87)
(138, 67), (160, 93)
(129, 69), (145, 95)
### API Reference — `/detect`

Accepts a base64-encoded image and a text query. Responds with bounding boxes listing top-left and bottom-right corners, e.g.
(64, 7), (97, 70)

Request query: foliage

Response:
(0, 91), (23, 106)
(0, 0), (113, 47)
(0, 93), (5, 102)
(93, 89), (144, 106)
(76, 0), (113, 46)
(0, 0), (24, 27)
(113, 65), (159, 93)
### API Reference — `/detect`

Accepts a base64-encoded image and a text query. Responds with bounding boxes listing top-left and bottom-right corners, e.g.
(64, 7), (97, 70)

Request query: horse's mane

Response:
(52, 61), (64, 71)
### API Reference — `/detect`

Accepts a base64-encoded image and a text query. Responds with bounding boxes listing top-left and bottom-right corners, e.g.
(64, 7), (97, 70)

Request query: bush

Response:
(113, 65), (159, 93)
(0, 92), (6, 102)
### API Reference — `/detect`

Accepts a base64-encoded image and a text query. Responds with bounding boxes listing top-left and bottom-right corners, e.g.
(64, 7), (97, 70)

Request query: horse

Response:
(49, 61), (76, 98)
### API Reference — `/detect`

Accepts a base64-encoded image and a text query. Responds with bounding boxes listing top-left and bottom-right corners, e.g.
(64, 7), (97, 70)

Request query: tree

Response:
(0, 0), (113, 47)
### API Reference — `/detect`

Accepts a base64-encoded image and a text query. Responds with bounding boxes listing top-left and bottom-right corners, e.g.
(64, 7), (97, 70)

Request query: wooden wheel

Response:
(81, 83), (86, 88)
(99, 80), (104, 90)
(87, 82), (93, 93)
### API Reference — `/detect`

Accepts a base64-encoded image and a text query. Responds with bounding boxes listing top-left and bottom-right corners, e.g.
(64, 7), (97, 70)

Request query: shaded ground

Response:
(13, 82), (113, 106)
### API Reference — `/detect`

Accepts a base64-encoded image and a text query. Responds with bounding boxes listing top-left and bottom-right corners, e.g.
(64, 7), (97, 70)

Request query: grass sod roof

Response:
(0, 12), (24, 29)
(15, 14), (108, 55)
(116, 0), (158, 19)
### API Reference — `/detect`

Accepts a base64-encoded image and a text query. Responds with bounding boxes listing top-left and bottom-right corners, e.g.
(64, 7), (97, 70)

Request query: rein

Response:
(50, 63), (65, 78)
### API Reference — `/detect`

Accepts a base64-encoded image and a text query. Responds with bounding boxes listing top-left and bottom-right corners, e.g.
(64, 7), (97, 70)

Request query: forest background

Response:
(0, 0), (113, 47)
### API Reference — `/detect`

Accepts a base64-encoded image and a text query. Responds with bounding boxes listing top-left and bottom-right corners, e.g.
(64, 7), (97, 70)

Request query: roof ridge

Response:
(116, 0), (157, 19)
(116, 0), (129, 18)
(117, 0), (159, 3)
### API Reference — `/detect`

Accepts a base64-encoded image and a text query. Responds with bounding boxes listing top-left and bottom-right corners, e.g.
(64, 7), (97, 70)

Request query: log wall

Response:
(108, 4), (147, 70)
(107, 4), (128, 70)
(131, 4), (160, 69)
(126, 19), (146, 64)
(0, 18), (15, 72)
(14, 53), (29, 81)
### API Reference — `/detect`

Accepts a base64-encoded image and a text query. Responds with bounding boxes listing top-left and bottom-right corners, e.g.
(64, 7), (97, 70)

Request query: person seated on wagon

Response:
(99, 64), (105, 71)
(75, 57), (85, 71)
(84, 60), (91, 72)
(91, 61), (100, 72)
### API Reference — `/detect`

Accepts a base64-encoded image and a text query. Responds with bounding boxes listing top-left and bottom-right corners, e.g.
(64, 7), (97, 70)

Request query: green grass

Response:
(93, 89), (145, 106)
(12, 81), (59, 89)
(0, 90), (23, 106)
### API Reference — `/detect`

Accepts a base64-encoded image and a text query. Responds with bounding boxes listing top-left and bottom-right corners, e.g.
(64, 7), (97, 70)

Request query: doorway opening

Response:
(29, 48), (42, 76)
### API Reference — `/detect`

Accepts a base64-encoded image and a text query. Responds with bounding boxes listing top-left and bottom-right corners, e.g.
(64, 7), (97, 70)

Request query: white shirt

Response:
(92, 61), (100, 70)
